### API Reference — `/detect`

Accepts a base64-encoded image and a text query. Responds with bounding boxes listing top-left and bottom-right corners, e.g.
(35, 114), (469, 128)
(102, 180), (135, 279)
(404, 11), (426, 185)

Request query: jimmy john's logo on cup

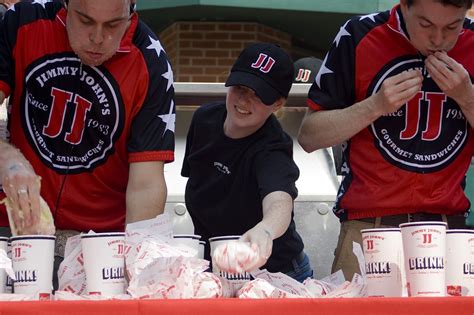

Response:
(361, 228), (404, 297)
(10, 235), (56, 300)
(400, 222), (447, 297)
(81, 232), (126, 295)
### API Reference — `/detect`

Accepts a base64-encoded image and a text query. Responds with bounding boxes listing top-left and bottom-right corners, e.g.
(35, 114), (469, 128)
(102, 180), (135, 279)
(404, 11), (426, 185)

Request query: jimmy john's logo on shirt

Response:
(213, 162), (231, 175)
(22, 55), (124, 174)
(368, 58), (469, 173)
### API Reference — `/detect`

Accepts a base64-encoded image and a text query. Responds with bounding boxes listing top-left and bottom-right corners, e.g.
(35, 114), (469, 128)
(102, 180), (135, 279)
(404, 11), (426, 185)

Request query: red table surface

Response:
(0, 297), (473, 315)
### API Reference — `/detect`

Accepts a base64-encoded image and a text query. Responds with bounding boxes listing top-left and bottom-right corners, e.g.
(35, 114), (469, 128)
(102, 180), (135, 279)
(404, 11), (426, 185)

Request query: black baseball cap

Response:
(293, 57), (322, 83)
(225, 43), (294, 105)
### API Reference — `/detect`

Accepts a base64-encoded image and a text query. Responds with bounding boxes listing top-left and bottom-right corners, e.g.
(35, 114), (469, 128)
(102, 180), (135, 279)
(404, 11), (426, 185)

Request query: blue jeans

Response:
(284, 252), (314, 283)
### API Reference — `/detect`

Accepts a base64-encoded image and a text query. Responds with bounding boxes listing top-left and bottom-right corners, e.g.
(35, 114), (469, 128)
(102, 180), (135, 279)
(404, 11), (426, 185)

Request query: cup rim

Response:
(173, 234), (201, 240)
(399, 221), (447, 228)
(0, 236), (9, 242)
(10, 235), (56, 241)
(81, 232), (125, 239)
(361, 228), (401, 234)
(208, 235), (241, 242)
(446, 229), (474, 234)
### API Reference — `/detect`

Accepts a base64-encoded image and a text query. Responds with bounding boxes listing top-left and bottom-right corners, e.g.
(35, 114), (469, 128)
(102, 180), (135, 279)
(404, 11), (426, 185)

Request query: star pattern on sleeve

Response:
(359, 12), (378, 23)
(32, 0), (47, 8)
(161, 61), (174, 92)
(315, 54), (334, 89)
(158, 100), (176, 136)
(147, 36), (165, 59)
(334, 20), (351, 47)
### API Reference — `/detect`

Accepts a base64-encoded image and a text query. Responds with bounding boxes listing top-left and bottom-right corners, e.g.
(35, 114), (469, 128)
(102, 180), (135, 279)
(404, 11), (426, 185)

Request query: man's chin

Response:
(78, 54), (112, 67)
(79, 58), (104, 67)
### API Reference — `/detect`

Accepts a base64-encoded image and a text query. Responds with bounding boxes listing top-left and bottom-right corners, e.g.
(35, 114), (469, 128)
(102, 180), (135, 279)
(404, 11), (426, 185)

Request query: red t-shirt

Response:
(307, 5), (474, 220)
(0, 2), (175, 231)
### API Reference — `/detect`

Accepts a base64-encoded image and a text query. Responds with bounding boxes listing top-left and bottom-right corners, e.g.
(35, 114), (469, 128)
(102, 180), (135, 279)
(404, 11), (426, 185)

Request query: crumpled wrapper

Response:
(237, 269), (367, 299)
(57, 235), (86, 295)
(126, 236), (221, 299)
(0, 248), (15, 280)
(125, 214), (222, 299)
(0, 196), (55, 236)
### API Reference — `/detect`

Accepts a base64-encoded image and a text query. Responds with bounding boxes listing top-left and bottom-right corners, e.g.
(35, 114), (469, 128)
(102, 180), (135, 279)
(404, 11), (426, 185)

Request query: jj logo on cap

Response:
(251, 53), (275, 73)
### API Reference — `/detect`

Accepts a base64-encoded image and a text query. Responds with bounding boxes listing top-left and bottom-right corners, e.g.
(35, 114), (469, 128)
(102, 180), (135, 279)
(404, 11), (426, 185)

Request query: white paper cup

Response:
(172, 234), (201, 257)
(361, 228), (404, 297)
(446, 229), (474, 296)
(81, 232), (126, 295)
(209, 235), (251, 297)
(400, 221), (447, 297)
(10, 235), (55, 300)
(0, 237), (9, 293)
(5, 241), (13, 293)
(198, 241), (205, 260)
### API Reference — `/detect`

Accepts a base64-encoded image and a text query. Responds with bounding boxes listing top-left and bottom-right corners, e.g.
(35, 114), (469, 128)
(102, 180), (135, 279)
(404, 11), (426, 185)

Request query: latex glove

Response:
(1, 162), (42, 232)
(240, 223), (274, 271)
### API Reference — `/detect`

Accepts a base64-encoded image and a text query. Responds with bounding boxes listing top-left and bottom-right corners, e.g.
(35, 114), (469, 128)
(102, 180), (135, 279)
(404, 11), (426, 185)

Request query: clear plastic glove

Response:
(240, 223), (274, 270)
(0, 196), (55, 236)
(1, 162), (41, 231)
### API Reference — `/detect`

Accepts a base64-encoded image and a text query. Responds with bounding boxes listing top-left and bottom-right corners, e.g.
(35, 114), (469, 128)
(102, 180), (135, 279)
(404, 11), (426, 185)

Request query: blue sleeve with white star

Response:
(308, 18), (357, 110)
(0, 2), (61, 95)
(127, 21), (175, 162)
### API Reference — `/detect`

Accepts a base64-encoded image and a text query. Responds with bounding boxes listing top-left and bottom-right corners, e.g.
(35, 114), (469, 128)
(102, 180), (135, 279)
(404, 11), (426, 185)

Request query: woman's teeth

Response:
(235, 106), (250, 115)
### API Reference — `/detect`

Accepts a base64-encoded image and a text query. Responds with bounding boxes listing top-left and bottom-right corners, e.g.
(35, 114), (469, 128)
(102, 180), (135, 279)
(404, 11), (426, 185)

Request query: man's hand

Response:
(2, 162), (41, 231)
(240, 222), (274, 270)
(368, 69), (423, 116)
(425, 51), (474, 111)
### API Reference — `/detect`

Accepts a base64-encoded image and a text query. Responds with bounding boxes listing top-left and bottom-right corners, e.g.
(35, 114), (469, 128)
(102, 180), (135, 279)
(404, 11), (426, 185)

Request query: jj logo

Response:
(400, 91), (446, 141)
(295, 69), (311, 83)
(117, 244), (124, 255)
(43, 87), (92, 145)
(251, 53), (275, 73)
(422, 233), (432, 244)
(366, 240), (374, 250)
(14, 247), (21, 258)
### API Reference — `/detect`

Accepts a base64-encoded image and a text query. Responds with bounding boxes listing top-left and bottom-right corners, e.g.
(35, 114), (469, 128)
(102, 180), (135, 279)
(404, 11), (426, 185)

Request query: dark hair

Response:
(64, 0), (136, 14)
(406, 0), (472, 9)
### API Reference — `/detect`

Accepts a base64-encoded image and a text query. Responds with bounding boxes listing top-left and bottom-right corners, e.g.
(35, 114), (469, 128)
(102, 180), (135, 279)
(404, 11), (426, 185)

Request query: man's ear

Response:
(272, 98), (285, 112)
(130, 1), (136, 14)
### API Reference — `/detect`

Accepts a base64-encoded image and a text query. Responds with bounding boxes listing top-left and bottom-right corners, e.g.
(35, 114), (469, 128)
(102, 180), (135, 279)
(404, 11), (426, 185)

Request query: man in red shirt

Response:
(0, 0), (175, 238)
(298, 0), (474, 280)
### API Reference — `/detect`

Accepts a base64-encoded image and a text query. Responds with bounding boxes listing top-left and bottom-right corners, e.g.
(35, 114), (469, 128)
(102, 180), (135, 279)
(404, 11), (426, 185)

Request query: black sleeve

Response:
(0, 6), (18, 95)
(0, 2), (62, 96)
(254, 143), (300, 200)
